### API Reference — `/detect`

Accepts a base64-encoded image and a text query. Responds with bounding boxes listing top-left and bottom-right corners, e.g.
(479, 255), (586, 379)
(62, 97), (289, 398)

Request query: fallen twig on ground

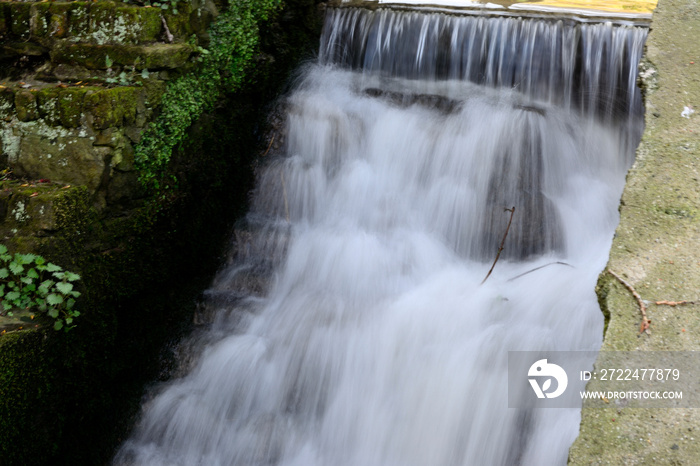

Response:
(607, 269), (650, 335)
(481, 206), (515, 285)
(655, 300), (695, 306)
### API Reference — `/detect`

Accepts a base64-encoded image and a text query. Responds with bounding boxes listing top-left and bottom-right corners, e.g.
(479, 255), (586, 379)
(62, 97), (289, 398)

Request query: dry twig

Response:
(262, 135), (275, 157)
(507, 261), (573, 282)
(481, 206), (515, 285)
(655, 300), (695, 307)
(607, 269), (650, 334)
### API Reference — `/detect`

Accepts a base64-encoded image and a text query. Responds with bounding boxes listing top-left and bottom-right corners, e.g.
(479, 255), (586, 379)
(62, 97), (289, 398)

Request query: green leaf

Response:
(65, 317), (73, 325)
(56, 282), (74, 295)
(66, 298), (76, 310)
(0, 254), (11, 262)
(5, 290), (20, 302)
(23, 284), (36, 293)
(3, 301), (13, 311)
(27, 268), (39, 279)
(35, 256), (45, 266)
(54, 320), (63, 331)
(53, 272), (66, 280)
(65, 272), (81, 282)
(0, 268), (8, 279)
(47, 293), (63, 306)
(0, 245), (7, 255)
(70, 291), (81, 298)
(20, 276), (34, 285)
(48, 308), (59, 318)
(40, 279), (55, 288)
(16, 253), (36, 265)
(9, 262), (23, 275)
(46, 263), (62, 273)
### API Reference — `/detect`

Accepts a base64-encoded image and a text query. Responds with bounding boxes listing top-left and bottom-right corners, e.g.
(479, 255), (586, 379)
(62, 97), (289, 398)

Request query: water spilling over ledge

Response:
(115, 6), (648, 466)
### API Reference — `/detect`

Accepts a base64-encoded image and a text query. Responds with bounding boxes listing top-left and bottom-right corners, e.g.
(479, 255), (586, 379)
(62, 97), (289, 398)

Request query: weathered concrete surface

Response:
(569, 0), (700, 464)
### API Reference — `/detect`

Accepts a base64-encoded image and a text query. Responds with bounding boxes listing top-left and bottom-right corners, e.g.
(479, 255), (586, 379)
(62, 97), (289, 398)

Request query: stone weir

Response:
(320, 5), (648, 124)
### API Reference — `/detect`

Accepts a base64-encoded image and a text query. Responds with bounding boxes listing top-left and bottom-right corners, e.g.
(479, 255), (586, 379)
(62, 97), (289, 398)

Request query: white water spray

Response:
(116, 8), (646, 466)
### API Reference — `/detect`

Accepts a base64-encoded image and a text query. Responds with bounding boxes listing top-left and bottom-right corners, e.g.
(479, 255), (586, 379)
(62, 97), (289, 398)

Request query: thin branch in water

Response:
(262, 135), (275, 157)
(507, 261), (574, 282)
(607, 269), (650, 335)
(481, 206), (515, 285)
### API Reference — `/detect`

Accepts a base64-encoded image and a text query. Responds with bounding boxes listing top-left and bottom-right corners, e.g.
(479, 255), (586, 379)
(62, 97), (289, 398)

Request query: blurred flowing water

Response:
(116, 8), (647, 466)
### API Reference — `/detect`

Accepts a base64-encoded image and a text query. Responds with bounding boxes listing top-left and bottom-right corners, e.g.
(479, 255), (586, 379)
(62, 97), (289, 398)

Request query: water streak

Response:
(116, 8), (646, 466)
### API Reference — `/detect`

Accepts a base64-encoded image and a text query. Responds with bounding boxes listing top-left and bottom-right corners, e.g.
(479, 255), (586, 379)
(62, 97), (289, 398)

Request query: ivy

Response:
(134, 0), (283, 191)
(0, 245), (82, 332)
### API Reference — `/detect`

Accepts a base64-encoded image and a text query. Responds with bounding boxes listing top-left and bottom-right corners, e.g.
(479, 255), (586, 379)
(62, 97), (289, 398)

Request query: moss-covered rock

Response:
(14, 90), (38, 122)
(51, 43), (195, 70)
(9, 2), (32, 39)
(84, 86), (141, 129)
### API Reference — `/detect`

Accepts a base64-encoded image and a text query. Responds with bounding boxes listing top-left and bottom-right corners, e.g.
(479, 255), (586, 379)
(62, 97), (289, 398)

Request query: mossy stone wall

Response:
(0, 0), (324, 464)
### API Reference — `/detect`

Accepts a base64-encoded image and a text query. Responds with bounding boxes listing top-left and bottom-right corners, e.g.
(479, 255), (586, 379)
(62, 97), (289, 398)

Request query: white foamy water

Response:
(115, 9), (646, 466)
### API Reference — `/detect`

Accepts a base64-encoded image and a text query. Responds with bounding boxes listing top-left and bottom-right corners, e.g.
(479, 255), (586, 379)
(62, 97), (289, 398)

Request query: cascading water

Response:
(115, 7), (647, 466)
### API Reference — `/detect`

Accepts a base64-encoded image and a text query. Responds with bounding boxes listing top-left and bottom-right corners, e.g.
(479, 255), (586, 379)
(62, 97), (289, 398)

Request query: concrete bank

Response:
(569, 0), (700, 463)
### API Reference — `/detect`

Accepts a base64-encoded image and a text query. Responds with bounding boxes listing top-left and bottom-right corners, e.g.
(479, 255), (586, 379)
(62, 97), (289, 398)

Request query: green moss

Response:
(135, 0), (283, 191)
(0, 5), (6, 36)
(14, 90), (39, 122)
(66, 2), (91, 39)
(0, 88), (14, 120)
(35, 87), (61, 126)
(58, 88), (88, 128)
(85, 87), (141, 129)
(51, 43), (194, 70)
(53, 186), (93, 235)
(9, 3), (31, 38)
(117, 6), (162, 43)
(29, 2), (52, 38)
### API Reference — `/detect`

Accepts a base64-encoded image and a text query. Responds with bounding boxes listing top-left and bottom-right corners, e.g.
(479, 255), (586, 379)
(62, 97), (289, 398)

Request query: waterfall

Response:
(115, 7), (647, 466)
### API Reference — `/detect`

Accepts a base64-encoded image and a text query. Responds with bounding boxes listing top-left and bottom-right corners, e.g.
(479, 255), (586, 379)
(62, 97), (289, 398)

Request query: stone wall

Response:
(0, 0), (324, 464)
(0, 1), (215, 220)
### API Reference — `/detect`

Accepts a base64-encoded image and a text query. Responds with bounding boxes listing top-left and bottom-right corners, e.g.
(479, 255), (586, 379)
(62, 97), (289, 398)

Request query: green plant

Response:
(0, 245), (81, 331)
(134, 0), (283, 191)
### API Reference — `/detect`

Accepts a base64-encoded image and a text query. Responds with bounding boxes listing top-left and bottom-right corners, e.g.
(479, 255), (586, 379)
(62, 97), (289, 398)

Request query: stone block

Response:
(84, 87), (141, 130)
(51, 43), (194, 70)
(9, 3), (32, 39)
(35, 88), (62, 126)
(29, 2), (52, 38)
(16, 131), (108, 193)
(0, 88), (14, 120)
(57, 88), (88, 128)
(15, 91), (38, 122)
